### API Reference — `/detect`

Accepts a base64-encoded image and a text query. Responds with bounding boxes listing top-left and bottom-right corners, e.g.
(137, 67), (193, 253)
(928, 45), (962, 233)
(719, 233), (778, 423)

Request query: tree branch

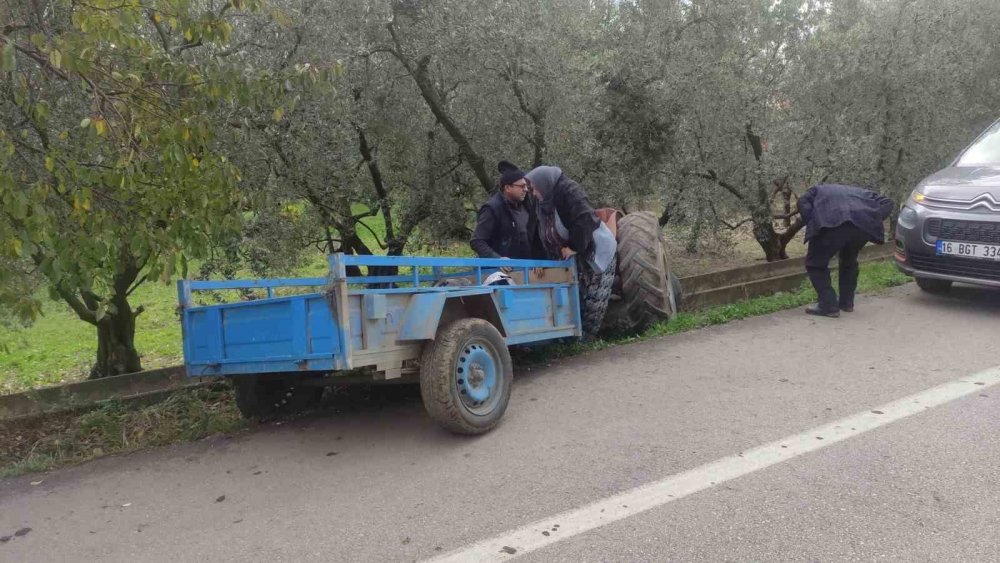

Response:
(683, 169), (744, 200)
(146, 9), (171, 52)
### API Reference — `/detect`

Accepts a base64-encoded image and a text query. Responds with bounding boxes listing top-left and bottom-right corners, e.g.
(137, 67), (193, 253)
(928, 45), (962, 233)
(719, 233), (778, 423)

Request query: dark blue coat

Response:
(470, 192), (546, 259)
(797, 184), (895, 243)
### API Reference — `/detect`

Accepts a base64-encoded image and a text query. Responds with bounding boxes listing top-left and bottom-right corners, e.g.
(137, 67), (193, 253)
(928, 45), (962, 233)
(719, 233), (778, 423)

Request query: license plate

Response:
(936, 240), (1000, 260)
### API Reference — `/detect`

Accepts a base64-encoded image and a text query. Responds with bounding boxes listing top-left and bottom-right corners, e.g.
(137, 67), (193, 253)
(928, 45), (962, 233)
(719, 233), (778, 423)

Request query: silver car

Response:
(895, 119), (1000, 292)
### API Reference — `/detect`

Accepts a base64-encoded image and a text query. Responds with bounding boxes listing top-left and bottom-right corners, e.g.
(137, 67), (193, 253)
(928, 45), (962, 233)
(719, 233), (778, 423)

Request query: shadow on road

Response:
(910, 284), (1000, 314)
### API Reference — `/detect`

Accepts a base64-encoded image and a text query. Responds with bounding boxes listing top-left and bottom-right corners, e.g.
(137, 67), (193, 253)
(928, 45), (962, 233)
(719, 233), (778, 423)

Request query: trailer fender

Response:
(398, 288), (508, 341)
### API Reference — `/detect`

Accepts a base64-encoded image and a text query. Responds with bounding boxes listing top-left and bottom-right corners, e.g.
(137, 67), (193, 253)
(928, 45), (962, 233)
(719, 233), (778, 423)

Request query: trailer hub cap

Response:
(456, 341), (498, 412)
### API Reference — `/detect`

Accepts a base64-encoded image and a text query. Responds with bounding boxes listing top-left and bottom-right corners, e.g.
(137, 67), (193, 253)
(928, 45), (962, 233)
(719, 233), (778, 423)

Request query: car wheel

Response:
(915, 276), (953, 293)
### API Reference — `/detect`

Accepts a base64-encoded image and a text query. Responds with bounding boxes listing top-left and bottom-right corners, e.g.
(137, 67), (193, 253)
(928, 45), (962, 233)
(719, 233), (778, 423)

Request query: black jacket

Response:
(470, 192), (546, 259)
(798, 184), (895, 243)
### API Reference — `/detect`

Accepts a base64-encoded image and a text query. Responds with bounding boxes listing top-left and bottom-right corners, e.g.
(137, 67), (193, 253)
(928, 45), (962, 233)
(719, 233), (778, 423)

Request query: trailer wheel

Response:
(601, 211), (677, 336)
(232, 375), (322, 420)
(419, 318), (513, 435)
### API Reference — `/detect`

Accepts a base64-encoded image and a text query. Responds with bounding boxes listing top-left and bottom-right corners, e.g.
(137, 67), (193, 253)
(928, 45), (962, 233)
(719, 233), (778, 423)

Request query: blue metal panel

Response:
(188, 355), (339, 377)
(503, 289), (551, 322)
(220, 300), (297, 360)
(555, 287), (572, 327)
(305, 296), (339, 355)
(398, 293), (448, 340)
(496, 288), (512, 309)
(290, 299), (307, 358)
(186, 308), (223, 364)
(496, 288), (556, 336)
(505, 327), (578, 346)
(180, 253), (585, 377)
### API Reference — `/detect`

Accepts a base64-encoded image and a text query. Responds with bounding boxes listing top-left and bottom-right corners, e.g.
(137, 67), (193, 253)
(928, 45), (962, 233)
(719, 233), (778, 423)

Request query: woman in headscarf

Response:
(524, 165), (616, 274)
(524, 165), (617, 337)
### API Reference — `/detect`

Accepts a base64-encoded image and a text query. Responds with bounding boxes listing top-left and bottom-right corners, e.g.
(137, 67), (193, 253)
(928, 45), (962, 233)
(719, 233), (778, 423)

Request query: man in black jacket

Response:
(470, 161), (546, 261)
(798, 183), (895, 317)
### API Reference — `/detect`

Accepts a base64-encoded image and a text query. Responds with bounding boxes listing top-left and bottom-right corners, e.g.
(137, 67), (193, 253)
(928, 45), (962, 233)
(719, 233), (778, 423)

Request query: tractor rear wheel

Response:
(602, 211), (678, 336)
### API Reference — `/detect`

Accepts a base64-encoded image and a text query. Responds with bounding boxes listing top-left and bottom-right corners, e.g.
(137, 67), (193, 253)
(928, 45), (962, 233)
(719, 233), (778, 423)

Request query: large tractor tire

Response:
(419, 318), (513, 435)
(602, 211), (679, 336)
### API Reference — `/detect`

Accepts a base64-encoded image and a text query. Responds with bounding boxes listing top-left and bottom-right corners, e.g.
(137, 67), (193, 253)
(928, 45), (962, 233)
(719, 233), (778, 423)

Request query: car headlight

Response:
(911, 189), (926, 203)
(897, 205), (918, 229)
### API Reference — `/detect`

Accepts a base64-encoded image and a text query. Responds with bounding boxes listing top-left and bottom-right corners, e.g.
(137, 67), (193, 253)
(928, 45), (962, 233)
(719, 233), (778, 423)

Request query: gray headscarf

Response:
(524, 166), (562, 213)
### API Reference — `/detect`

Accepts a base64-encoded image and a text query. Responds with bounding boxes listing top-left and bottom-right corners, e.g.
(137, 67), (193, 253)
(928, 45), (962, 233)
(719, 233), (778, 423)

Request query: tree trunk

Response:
(90, 306), (142, 379)
(88, 249), (145, 378)
(685, 204), (704, 254)
(751, 206), (788, 262)
(753, 224), (783, 261)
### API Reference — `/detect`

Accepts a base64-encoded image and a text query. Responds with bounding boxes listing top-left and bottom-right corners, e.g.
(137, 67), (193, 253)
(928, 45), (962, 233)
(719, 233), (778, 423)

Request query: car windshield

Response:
(956, 121), (1000, 166)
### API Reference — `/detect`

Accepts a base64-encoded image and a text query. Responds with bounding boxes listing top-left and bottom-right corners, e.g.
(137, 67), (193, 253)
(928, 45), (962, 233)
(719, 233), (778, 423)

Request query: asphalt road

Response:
(2, 283), (999, 562)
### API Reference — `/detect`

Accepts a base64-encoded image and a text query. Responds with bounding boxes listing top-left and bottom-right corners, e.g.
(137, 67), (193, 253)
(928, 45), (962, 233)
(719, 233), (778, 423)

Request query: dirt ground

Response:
(663, 223), (807, 277)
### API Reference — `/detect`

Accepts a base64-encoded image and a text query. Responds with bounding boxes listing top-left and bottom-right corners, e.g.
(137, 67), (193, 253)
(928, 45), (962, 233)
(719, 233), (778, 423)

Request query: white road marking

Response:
(428, 366), (1000, 562)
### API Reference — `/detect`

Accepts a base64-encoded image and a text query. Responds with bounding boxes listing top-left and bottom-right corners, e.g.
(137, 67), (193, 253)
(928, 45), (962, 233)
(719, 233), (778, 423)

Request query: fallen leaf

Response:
(30, 480), (43, 486)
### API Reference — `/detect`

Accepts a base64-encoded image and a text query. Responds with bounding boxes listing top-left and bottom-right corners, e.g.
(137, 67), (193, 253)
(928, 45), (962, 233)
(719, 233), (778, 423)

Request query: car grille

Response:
(909, 254), (1000, 282)
(926, 218), (1000, 244)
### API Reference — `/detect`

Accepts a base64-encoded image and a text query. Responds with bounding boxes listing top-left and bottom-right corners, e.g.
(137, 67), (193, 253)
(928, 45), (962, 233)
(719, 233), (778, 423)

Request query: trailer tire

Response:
(419, 318), (513, 435)
(232, 375), (322, 420)
(601, 211), (677, 336)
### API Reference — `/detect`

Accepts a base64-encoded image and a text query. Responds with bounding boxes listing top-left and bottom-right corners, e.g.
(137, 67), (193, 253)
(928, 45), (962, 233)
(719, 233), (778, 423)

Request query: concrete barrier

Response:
(0, 366), (213, 420)
(0, 245), (897, 421)
(678, 244), (893, 311)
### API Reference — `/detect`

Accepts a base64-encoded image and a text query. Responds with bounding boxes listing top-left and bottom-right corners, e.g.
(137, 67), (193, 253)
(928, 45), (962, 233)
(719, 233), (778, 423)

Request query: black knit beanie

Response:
(498, 160), (526, 187)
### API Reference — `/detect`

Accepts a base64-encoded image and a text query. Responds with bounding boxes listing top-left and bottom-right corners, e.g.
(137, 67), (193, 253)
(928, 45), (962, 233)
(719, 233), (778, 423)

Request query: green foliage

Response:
(0, 0), (332, 375)
(2, 0), (996, 379)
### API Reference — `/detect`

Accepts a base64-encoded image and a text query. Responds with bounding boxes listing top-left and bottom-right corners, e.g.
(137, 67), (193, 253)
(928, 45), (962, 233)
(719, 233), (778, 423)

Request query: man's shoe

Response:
(840, 305), (854, 313)
(805, 304), (840, 318)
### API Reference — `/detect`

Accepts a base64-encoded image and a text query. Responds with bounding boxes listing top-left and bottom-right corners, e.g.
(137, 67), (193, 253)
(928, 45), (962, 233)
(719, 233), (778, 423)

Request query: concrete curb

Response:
(0, 367), (215, 421)
(679, 245), (893, 311)
(0, 247), (896, 421)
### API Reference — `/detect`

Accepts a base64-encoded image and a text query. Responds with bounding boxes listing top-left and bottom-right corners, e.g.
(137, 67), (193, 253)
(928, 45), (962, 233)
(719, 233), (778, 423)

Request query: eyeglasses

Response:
(510, 181), (529, 190)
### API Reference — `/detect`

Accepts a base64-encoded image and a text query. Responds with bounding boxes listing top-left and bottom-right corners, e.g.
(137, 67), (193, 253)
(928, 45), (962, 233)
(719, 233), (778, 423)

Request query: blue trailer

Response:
(177, 254), (583, 434)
